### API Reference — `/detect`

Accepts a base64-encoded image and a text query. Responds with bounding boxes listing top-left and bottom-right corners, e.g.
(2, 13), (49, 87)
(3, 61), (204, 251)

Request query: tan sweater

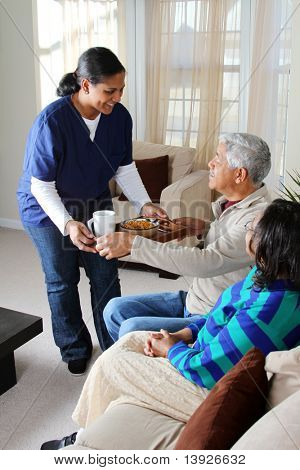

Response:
(130, 184), (272, 314)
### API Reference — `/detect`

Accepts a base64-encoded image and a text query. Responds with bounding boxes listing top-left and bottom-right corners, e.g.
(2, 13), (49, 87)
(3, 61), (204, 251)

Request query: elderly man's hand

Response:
(172, 217), (206, 237)
(96, 232), (136, 260)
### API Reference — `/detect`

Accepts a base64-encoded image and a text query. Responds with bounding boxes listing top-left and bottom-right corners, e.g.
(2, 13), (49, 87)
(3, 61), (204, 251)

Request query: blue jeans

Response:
(25, 225), (121, 361)
(103, 291), (205, 341)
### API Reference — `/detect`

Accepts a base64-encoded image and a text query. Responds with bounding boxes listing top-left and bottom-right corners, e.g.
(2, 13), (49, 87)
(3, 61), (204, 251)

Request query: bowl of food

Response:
(120, 217), (159, 237)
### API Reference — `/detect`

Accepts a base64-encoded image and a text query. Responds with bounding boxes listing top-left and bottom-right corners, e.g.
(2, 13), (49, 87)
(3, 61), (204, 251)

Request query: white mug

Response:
(87, 210), (116, 237)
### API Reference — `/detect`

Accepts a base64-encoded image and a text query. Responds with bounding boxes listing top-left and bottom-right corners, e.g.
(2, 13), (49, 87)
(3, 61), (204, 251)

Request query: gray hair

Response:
(218, 133), (271, 186)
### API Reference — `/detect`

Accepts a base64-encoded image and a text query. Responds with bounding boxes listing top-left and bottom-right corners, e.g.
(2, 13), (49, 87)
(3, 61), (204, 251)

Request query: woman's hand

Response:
(144, 331), (164, 357)
(172, 217), (206, 237)
(144, 328), (192, 358)
(65, 220), (97, 253)
(146, 330), (180, 358)
(140, 203), (169, 219)
(96, 232), (136, 260)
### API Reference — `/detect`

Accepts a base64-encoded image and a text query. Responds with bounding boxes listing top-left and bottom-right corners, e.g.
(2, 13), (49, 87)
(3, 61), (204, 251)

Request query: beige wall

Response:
(285, 1), (300, 192)
(0, 0), (37, 227)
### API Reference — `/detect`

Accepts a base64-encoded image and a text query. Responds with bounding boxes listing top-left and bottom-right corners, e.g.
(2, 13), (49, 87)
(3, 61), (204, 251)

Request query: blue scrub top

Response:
(17, 96), (132, 226)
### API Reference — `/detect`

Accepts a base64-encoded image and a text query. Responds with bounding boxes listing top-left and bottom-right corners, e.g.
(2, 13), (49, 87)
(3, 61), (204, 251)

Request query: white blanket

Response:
(72, 331), (209, 428)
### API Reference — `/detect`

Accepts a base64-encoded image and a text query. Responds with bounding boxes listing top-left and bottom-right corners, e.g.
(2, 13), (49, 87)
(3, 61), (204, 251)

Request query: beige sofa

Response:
(111, 141), (211, 259)
(67, 346), (300, 450)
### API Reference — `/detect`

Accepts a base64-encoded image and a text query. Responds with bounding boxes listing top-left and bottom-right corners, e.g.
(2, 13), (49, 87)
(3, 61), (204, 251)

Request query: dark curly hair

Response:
(251, 199), (300, 289)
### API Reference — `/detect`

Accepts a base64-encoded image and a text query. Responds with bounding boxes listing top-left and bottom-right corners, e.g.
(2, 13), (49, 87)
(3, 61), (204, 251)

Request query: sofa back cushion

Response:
(175, 347), (268, 450)
(133, 141), (195, 184)
(113, 141), (195, 197)
(265, 346), (300, 409)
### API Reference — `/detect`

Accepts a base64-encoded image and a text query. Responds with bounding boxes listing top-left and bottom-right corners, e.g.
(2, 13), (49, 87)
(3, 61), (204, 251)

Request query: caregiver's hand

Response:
(66, 220), (97, 253)
(96, 232), (136, 260)
(140, 203), (169, 219)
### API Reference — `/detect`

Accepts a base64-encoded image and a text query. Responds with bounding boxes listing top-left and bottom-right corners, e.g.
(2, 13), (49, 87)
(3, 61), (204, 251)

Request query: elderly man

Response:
(97, 133), (272, 343)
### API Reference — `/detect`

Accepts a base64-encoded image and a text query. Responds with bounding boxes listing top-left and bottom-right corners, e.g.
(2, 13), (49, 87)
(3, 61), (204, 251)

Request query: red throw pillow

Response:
(175, 347), (268, 450)
(118, 155), (169, 203)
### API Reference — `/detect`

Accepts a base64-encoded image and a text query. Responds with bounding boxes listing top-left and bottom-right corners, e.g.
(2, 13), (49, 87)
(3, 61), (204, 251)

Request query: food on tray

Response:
(121, 219), (156, 230)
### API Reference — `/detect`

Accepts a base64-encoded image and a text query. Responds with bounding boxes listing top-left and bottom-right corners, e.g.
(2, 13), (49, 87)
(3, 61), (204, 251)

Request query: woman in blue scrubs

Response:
(17, 47), (166, 375)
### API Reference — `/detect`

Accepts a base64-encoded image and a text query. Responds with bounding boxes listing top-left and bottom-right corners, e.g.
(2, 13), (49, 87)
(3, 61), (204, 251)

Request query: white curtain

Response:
(247, 0), (293, 190)
(145, 0), (239, 169)
(34, 0), (126, 110)
(144, 0), (292, 181)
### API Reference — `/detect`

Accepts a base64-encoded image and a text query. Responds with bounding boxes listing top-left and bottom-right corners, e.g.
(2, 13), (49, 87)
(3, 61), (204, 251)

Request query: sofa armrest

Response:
(231, 390), (300, 450)
(160, 170), (211, 219)
(64, 403), (184, 450)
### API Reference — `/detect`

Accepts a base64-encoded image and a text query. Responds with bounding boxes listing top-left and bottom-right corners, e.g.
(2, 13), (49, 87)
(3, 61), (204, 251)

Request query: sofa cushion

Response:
(119, 155), (169, 203)
(232, 390), (300, 450)
(72, 403), (184, 450)
(112, 197), (138, 223)
(133, 141), (195, 184)
(265, 346), (300, 409)
(175, 347), (268, 450)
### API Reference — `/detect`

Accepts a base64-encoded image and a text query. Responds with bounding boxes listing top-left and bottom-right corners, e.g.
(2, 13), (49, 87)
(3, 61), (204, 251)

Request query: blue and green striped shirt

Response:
(168, 267), (300, 390)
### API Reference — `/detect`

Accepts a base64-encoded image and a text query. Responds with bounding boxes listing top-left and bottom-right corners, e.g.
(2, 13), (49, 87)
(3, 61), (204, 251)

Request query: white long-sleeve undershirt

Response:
(31, 178), (73, 235)
(114, 162), (151, 213)
(30, 113), (151, 235)
(30, 162), (151, 235)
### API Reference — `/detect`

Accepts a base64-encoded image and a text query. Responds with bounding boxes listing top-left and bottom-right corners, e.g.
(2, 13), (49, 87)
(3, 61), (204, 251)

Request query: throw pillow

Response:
(118, 155), (169, 203)
(265, 346), (300, 409)
(175, 347), (268, 450)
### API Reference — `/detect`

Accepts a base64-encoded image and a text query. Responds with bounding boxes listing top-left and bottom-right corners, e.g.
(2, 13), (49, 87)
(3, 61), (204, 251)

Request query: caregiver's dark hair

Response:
(56, 47), (125, 97)
(252, 199), (300, 289)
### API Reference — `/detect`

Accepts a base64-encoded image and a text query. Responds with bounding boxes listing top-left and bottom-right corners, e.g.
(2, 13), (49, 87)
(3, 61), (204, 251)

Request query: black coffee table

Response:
(0, 307), (43, 395)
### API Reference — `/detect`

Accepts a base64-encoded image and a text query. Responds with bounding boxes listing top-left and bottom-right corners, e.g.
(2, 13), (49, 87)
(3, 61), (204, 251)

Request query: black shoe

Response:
(68, 358), (88, 376)
(41, 432), (77, 450)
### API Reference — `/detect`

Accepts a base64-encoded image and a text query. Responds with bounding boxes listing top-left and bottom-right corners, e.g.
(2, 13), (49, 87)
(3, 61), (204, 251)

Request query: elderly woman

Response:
(41, 199), (300, 449)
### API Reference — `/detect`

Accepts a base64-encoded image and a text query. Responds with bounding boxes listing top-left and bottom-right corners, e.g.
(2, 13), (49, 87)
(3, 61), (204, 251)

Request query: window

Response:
(33, 0), (292, 181)
(276, 0), (292, 181)
(164, 0), (246, 147)
(33, 0), (119, 110)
